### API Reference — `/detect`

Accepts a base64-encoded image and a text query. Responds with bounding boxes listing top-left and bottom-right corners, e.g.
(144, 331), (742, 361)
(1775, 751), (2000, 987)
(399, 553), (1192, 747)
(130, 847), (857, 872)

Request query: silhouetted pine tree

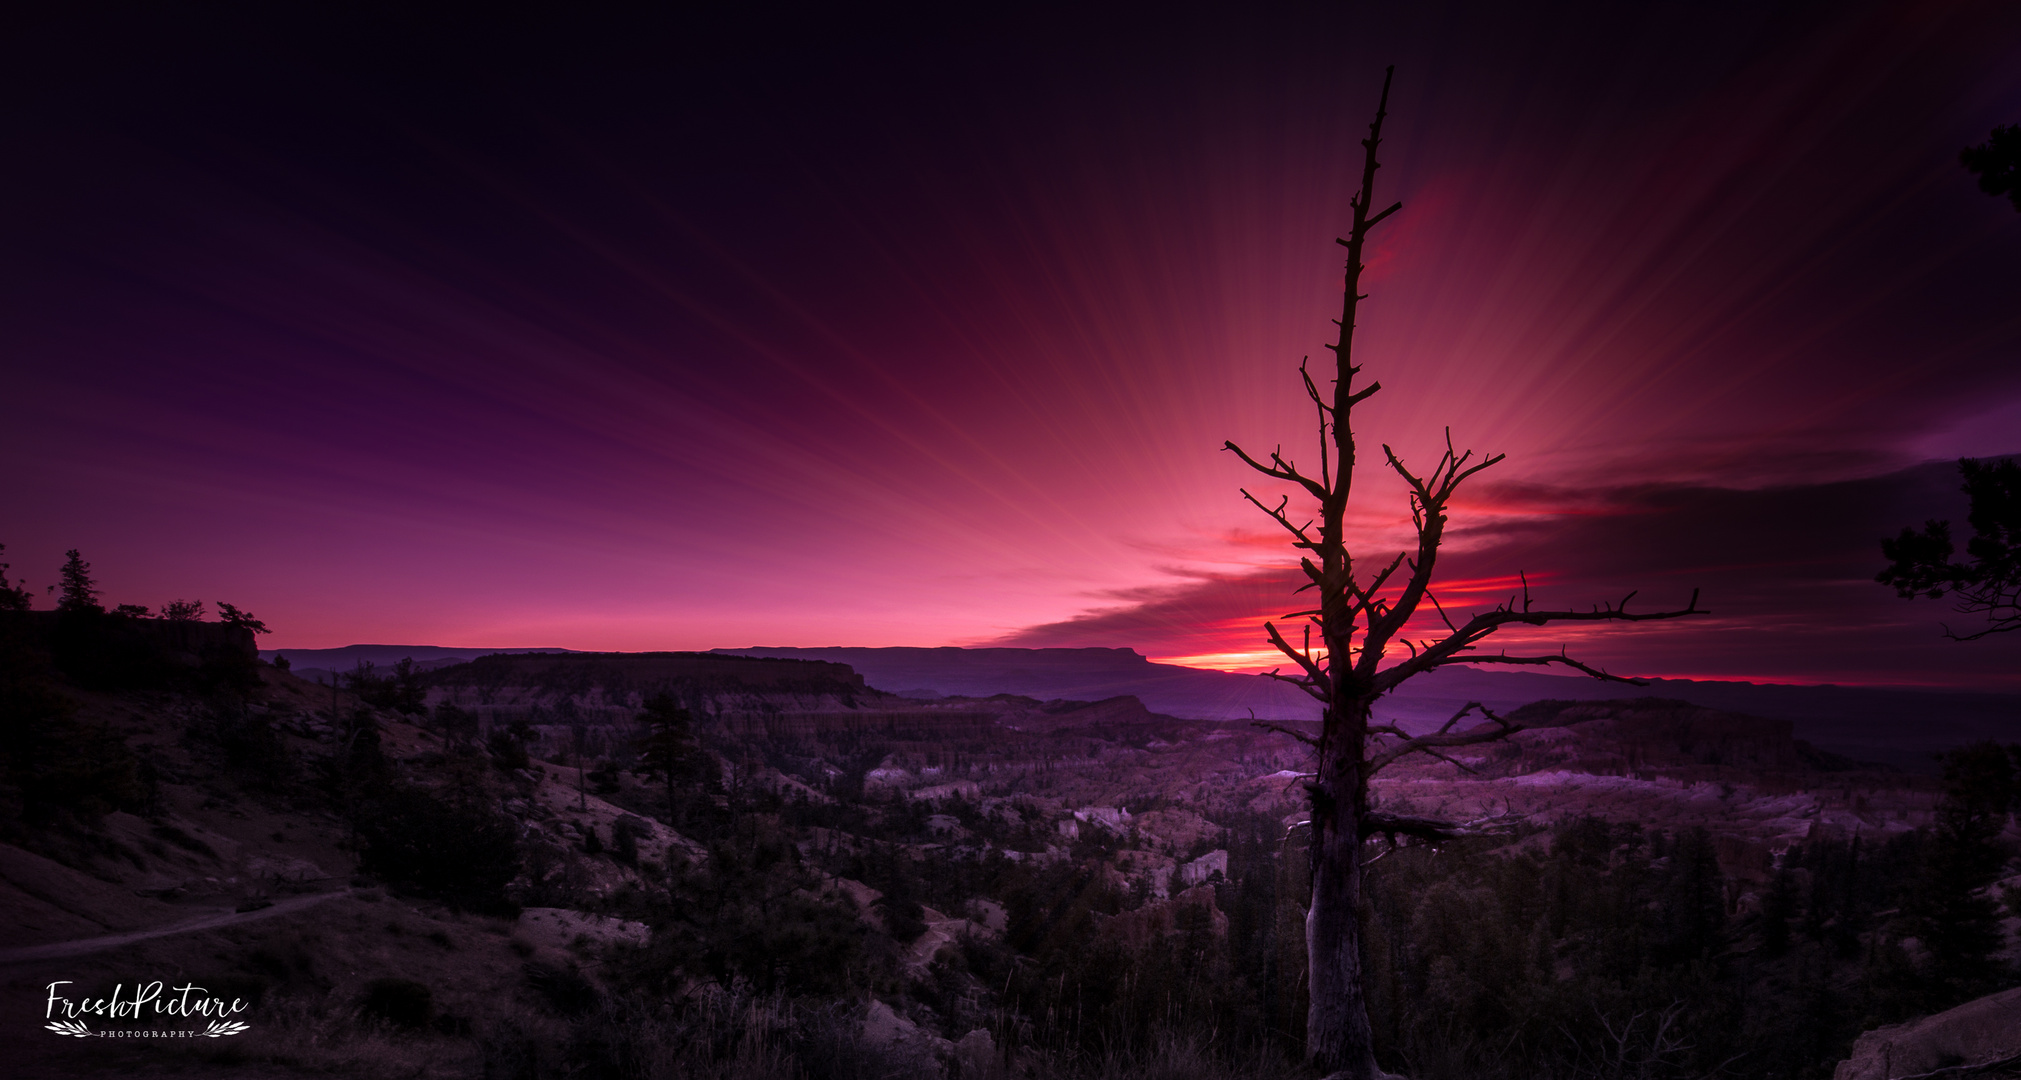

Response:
(1910, 741), (2017, 1003)
(55, 549), (100, 614)
(434, 702), (478, 751)
(636, 693), (701, 825)
(1880, 457), (2021, 639)
(215, 601), (270, 636)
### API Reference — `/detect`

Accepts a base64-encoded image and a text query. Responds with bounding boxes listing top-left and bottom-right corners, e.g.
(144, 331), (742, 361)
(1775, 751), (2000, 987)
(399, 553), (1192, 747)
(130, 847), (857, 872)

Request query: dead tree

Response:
(1223, 68), (1707, 1080)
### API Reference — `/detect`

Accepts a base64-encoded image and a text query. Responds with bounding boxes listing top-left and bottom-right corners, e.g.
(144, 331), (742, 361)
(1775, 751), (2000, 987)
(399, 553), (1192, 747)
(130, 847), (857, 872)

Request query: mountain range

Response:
(261, 643), (2019, 771)
(718, 647), (2021, 771)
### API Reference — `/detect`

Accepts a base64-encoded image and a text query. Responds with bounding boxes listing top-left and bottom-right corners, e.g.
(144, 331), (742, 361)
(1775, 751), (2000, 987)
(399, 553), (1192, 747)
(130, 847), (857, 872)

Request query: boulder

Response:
(1832, 987), (2021, 1079)
(954, 1028), (1001, 1079)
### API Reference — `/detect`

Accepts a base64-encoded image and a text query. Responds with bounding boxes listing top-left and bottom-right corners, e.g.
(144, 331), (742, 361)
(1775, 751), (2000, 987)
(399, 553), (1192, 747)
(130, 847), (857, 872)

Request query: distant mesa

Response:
(256, 642), (2021, 773)
(712, 645), (1318, 723)
(427, 650), (868, 702)
(714, 646), (2021, 773)
(259, 643), (578, 684)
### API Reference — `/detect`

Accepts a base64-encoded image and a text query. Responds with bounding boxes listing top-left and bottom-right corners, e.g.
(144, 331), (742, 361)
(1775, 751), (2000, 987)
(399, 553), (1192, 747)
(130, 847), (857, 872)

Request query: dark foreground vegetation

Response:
(2, 553), (2017, 1079)
(324, 735), (2016, 1080)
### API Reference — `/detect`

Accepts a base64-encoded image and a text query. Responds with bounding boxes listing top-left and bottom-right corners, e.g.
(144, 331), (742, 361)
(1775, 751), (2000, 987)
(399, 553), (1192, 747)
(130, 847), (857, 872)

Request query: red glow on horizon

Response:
(3, 3), (2017, 692)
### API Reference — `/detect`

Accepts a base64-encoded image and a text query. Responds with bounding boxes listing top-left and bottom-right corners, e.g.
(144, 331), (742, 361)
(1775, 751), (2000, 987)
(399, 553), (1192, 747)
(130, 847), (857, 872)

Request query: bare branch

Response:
(1366, 701), (1521, 774)
(1433, 701), (1480, 735)
(1425, 589), (1460, 633)
(1363, 201), (1403, 230)
(1225, 440), (1330, 501)
(1381, 442), (1428, 493)
(1410, 743), (1481, 774)
(1343, 552), (1407, 620)
(1298, 359), (1334, 415)
(1266, 621), (1332, 695)
(1252, 720), (1320, 747)
(1239, 488), (1319, 546)
(1259, 668), (1331, 703)
(1358, 810), (1522, 843)
(1298, 361), (1337, 492)
(1370, 590), (1707, 693)
(1447, 451), (1506, 491)
(1434, 651), (1650, 684)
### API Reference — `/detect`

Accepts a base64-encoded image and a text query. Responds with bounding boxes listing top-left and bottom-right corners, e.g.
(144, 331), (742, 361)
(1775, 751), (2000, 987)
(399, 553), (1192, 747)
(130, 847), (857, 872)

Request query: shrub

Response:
(643, 832), (873, 998)
(874, 895), (928, 944)
(611, 815), (652, 865)
(152, 822), (218, 857)
(360, 977), (433, 1029)
(352, 783), (520, 914)
(524, 961), (600, 1017)
(186, 705), (294, 788)
(489, 728), (530, 772)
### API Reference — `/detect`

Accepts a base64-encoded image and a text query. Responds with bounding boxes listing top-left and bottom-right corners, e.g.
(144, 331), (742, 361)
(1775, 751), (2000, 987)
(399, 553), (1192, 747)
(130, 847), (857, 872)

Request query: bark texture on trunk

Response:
(1306, 699), (1376, 1080)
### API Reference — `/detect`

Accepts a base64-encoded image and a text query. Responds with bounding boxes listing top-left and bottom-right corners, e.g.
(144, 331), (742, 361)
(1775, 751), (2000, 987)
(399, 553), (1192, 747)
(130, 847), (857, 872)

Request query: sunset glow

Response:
(3, 3), (2018, 688)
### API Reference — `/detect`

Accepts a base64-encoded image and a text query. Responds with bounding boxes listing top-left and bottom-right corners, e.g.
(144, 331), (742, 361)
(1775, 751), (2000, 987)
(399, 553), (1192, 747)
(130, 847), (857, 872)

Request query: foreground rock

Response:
(1832, 986), (2021, 1079)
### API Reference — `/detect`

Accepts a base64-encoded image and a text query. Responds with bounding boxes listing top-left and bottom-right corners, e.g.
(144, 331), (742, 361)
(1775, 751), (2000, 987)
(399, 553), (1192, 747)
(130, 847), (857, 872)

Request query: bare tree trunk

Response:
(1224, 66), (1703, 1080)
(1307, 700), (1376, 1079)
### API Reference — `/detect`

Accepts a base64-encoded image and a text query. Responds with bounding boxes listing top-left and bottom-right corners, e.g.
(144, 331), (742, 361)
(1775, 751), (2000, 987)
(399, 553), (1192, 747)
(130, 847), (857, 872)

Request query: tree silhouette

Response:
(215, 601), (271, 637)
(0, 544), (31, 611)
(434, 702), (478, 752)
(0, 546), (29, 614)
(636, 693), (701, 825)
(1908, 741), (2016, 1005)
(1223, 68), (1706, 1080)
(1961, 124), (2021, 212)
(1877, 121), (2021, 630)
(1878, 457), (2019, 639)
(344, 658), (423, 713)
(55, 549), (101, 614)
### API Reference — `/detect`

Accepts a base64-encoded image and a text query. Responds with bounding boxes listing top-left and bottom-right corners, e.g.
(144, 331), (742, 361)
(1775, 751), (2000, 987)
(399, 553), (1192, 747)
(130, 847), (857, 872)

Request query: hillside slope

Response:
(5, 638), (2010, 1080)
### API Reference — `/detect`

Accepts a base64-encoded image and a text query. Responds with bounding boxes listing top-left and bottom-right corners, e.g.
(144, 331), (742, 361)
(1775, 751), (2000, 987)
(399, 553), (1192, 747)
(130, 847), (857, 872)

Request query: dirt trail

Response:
(0, 890), (350, 966)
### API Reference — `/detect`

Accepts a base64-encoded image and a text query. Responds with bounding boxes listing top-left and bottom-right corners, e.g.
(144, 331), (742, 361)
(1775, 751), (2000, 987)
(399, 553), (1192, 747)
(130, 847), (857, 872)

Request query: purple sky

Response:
(3, 3), (2018, 687)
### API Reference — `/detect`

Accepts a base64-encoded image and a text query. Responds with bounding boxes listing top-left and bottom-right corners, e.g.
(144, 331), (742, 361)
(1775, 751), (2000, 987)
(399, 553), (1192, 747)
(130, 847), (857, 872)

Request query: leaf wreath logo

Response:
(201, 1020), (250, 1037)
(45, 1019), (91, 1037)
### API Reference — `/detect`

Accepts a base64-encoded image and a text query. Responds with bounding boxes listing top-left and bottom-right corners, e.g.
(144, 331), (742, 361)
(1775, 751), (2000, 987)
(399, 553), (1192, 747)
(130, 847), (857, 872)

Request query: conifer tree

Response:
(55, 549), (101, 614)
(1880, 457), (2020, 639)
(161, 599), (205, 622)
(1910, 740), (2016, 1003)
(637, 693), (701, 825)
(434, 702), (478, 751)
(216, 601), (271, 637)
